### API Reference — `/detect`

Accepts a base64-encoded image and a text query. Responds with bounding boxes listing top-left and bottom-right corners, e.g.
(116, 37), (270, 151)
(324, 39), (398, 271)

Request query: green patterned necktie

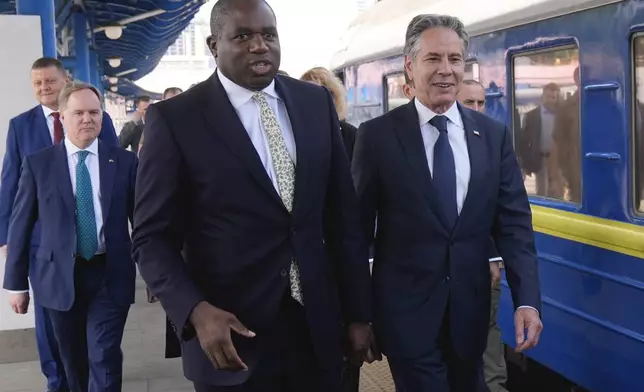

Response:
(75, 150), (98, 260)
(252, 91), (303, 305)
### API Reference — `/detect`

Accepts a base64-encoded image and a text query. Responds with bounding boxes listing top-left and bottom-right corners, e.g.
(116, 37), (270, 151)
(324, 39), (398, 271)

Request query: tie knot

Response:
(51, 112), (60, 120)
(429, 115), (448, 133)
(252, 91), (267, 103)
(77, 150), (90, 163)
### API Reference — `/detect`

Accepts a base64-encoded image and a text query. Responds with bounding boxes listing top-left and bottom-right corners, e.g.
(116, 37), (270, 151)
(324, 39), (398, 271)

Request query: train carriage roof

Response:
(330, 0), (622, 70)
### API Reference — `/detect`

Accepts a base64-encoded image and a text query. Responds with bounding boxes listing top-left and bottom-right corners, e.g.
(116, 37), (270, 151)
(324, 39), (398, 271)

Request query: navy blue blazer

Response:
(132, 73), (371, 386)
(2, 141), (138, 311)
(0, 105), (119, 246)
(352, 100), (541, 361)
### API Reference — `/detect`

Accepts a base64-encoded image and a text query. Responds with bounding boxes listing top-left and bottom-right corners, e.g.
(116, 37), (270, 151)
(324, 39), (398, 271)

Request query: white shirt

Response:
(41, 105), (66, 143)
(217, 68), (297, 193)
(539, 106), (555, 153)
(415, 99), (470, 214)
(64, 137), (106, 254)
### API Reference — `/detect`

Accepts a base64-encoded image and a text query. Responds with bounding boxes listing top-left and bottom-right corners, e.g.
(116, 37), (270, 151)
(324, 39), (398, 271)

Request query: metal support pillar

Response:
(60, 56), (76, 70)
(73, 11), (90, 82)
(89, 49), (100, 88)
(16, 0), (57, 58)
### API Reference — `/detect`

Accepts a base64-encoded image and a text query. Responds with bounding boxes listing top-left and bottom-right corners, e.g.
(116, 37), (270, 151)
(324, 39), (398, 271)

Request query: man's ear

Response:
(206, 36), (218, 59)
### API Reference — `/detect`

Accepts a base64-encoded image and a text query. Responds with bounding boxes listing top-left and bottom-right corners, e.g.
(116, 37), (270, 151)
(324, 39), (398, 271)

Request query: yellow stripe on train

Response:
(531, 205), (644, 259)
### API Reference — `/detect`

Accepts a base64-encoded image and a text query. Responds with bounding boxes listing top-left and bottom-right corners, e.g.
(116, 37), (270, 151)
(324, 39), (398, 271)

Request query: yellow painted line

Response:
(531, 205), (644, 259)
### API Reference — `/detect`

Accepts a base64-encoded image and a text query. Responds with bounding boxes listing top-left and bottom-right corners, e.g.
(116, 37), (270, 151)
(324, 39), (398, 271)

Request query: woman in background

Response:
(300, 67), (357, 160)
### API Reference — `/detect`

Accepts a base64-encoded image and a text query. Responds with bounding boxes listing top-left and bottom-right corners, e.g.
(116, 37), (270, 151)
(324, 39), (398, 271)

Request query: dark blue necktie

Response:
(429, 115), (458, 229)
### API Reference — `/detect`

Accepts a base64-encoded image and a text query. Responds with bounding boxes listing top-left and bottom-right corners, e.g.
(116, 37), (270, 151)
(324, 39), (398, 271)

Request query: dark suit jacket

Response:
(2, 141), (138, 310)
(0, 105), (118, 246)
(352, 100), (541, 362)
(118, 119), (144, 154)
(339, 120), (357, 160)
(517, 106), (544, 174)
(132, 73), (371, 386)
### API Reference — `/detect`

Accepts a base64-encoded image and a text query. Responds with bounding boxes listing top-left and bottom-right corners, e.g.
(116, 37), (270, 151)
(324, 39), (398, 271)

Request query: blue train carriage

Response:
(332, 0), (644, 391)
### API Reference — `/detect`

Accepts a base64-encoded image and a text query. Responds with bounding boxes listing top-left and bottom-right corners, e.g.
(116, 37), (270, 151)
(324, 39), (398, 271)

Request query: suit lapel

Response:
(393, 100), (450, 230)
(456, 104), (488, 232)
(201, 73), (284, 208)
(54, 143), (75, 219)
(33, 106), (53, 148)
(274, 77), (309, 217)
(98, 141), (116, 219)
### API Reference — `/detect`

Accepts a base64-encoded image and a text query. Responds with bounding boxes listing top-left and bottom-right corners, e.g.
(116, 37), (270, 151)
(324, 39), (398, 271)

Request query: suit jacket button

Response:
(71, 252), (75, 257)
(280, 269), (288, 278)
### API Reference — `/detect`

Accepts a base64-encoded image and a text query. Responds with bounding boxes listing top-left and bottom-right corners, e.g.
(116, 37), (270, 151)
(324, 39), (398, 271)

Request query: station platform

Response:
(0, 275), (395, 392)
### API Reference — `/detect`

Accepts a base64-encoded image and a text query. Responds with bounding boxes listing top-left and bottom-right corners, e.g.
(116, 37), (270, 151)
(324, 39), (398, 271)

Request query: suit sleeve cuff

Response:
(516, 305), (539, 315)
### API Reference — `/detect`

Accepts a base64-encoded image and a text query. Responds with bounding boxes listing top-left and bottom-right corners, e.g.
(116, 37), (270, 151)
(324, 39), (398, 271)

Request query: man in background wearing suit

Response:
(0, 57), (118, 392)
(118, 95), (151, 154)
(4, 82), (138, 392)
(457, 80), (509, 392)
(517, 83), (564, 198)
(352, 14), (543, 392)
(133, 0), (373, 391)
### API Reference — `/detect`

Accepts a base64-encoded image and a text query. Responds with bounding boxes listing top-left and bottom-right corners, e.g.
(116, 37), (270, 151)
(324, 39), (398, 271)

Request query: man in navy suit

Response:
(132, 1), (373, 391)
(352, 14), (543, 392)
(0, 57), (117, 392)
(3, 82), (137, 392)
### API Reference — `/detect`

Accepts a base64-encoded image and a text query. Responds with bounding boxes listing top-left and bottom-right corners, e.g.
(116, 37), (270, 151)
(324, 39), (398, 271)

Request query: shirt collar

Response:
(216, 68), (280, 109)
(41, 105), (58, 118)
(414, 98), (463, 129)
(64, 137), (99, 158)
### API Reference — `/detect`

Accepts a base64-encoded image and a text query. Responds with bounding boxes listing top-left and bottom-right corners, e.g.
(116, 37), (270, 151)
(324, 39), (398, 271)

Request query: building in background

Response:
(136, 2), (215, 94)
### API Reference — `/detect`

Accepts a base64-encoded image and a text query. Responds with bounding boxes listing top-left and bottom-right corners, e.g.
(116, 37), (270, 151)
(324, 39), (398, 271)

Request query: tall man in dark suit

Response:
(516, 83), (563, 198)
(3, 82), (138, 392)
(132, 1), (373, 391)
(0, 57), (118, 392)
(352, 14), (543, 392)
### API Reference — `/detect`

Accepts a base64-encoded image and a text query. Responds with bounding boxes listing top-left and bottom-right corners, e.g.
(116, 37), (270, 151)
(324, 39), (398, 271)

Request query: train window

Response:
(384, 72), (410, 112)
(633, 36), (644, 213)
(512, 46), (581, 203)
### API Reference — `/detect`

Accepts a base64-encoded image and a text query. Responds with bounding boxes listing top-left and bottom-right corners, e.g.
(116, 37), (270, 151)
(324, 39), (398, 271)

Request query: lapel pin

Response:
(108, 159), (114, 163)
(473, 130), (480, 137)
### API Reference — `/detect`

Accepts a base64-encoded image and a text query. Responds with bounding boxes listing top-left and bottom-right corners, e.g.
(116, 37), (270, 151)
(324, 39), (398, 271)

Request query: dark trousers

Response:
(35, 300), (68, 391)
(388, 305), (483, 392)
(482, 285), (508, 392)
(31, 247), (67, 391)
(194, 294), (341, 392)
(46, 257), (130, 392)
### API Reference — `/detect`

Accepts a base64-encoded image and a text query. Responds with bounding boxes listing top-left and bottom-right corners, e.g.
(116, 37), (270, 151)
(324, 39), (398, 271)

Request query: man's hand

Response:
(9, 292), (29, 314)
(189, 301), (256, 372)
(1, 245), (6, 259)
(490, 262), (501, 288)
(514, 307), (543, 353)
(347, 322), (381, 365)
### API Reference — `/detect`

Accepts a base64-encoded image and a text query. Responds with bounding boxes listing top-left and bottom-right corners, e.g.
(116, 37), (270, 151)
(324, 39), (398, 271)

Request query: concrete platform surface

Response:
(0, 276), (394, 392)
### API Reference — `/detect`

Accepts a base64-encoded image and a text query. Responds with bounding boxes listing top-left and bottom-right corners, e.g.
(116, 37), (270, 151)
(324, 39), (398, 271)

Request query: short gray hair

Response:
(58, 81), (104, 112)
(403, 14), (469, 60)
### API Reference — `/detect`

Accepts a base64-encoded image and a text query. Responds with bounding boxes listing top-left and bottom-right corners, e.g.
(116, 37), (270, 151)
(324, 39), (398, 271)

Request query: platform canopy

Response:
(0, 0), (208, 99)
